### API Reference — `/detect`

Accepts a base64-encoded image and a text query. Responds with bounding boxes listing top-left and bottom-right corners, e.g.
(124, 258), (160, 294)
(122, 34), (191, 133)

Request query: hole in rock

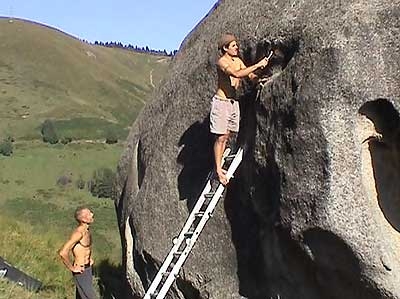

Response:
(359, 98), (400, 232)
(241, 37), (299, 80)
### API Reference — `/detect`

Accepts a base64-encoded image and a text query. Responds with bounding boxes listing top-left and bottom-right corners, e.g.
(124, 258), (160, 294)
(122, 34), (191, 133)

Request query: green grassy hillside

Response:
(0, 17), (170, 298)
(0, 17), (170, 140)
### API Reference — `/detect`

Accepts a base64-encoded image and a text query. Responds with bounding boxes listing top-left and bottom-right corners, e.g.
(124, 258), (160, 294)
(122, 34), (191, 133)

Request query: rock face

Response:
(114, 0), (400, 298)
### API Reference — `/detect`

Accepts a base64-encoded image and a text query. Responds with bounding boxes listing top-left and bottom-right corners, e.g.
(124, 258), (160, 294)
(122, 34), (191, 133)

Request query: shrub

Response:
(56, 175), (72, 187)
(41, 119), (59, 144)
(89, 168), (115, 198)
(76, 176), (86, 190)
(5, 135), (14, 142)
(105, 130), (118, 144)
(15, 179), (24, 186)
(0, 139), (13, 156)
(60, 136), (73, 144)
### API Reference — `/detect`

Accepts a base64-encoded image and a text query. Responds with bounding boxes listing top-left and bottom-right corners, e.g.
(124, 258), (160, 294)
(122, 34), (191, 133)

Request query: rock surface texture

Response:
(114, 0), (400, 298)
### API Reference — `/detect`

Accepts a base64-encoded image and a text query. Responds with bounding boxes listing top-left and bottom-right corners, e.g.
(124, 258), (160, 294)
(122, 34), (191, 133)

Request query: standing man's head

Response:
(74, 207), (94, 224)
(218, 33), (239, 56)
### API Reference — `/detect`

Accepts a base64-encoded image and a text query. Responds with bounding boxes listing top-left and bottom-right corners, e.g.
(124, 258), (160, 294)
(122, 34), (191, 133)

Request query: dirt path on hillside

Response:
(149, 69), (155, 88)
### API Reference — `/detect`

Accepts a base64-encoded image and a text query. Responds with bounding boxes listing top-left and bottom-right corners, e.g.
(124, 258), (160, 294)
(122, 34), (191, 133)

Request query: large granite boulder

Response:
(114, 0), (400, 298)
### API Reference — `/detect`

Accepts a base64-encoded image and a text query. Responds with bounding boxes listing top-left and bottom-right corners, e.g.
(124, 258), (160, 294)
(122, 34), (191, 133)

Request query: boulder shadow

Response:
(95, 259), (125, 299)
(303, 228), (382, 299)
(223, 77), (282, 298)
(359, 98), (400, 233)
(177, 117), (214, 210)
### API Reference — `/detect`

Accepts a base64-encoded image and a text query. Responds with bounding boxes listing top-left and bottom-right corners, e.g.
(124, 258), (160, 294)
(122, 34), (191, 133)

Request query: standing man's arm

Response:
(239, 59), (259, 80)
(59, 231), (84, 273)
(218, 56), (269, 78)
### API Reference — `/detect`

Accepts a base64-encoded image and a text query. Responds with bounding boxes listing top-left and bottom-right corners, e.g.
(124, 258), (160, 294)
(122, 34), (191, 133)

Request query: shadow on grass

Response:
(95, 259), (124, 299)
(39, 284), (59, 292)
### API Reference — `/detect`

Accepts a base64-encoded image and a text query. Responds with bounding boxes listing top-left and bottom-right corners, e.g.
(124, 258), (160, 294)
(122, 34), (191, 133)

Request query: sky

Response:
(0, 0), (218, 52)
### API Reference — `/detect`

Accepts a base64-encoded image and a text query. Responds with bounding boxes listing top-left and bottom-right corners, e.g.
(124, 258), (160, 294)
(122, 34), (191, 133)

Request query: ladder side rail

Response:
(187, 146), (232, 216)
(225, 148), (243, 179)
(156, 148), (243, 299)
(145, 148), (236, 297)
(143, 182), (212, 299)
(168, 180), (214, 252)
(144, 175), (218, 298)
(175, 148), (243, 266)
(156, 184), (231, 298)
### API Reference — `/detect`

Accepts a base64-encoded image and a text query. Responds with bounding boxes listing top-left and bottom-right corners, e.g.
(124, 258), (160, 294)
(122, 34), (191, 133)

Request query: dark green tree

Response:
(41, 119), (59, 144)
(105, 130), (118, 144)
(0, 139), (13, 156)
(89, 168), (115, 198)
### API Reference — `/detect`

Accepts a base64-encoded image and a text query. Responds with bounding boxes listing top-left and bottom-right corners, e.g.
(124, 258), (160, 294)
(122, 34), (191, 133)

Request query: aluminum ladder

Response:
(143, 147), (244, 299)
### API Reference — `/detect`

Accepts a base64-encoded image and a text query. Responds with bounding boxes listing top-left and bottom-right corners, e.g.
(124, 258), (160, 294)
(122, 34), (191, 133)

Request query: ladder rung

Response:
(225, 154), (236, 160)
(174, 251), (183, 257)
(197, 211), (212, 218)
(162, 271), (178, 279)
(222, 148), (231, 158)
(184, 230), (194, 237)
(204, 192), (214, 198)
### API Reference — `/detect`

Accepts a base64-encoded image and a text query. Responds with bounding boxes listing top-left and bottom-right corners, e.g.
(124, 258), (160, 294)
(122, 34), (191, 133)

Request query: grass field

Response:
(0, 141), (125, 299)
(53, 117), (130, 141)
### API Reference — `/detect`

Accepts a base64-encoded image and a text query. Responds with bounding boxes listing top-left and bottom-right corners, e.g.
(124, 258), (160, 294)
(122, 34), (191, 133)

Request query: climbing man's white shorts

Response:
(210, 95), (240, 134)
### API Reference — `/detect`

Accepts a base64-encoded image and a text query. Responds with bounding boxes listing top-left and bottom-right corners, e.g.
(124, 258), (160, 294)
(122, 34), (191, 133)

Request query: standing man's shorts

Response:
(210, 95), (240, 134)
(73, 265), (96, 299)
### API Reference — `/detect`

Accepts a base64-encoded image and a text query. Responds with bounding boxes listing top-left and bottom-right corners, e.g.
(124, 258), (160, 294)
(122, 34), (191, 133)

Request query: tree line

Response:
(81, 39), (178, 57)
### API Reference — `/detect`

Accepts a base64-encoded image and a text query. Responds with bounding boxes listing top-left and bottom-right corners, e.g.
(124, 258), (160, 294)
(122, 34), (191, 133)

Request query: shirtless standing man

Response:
(211, 33), (270, 184)
(59, 207), (96, 299)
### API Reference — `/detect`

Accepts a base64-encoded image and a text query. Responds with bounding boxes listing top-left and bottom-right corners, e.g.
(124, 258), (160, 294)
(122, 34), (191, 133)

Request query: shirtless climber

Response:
(211, 33), (271, 185)
(59, 207), (96, 299)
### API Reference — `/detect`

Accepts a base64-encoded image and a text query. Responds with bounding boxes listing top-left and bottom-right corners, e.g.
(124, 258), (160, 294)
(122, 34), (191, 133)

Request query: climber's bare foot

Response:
(217, 169), (228, 185)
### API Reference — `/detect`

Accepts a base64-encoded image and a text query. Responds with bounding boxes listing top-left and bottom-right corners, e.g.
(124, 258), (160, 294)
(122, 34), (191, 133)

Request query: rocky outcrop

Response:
(114, 0), (400, 298)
